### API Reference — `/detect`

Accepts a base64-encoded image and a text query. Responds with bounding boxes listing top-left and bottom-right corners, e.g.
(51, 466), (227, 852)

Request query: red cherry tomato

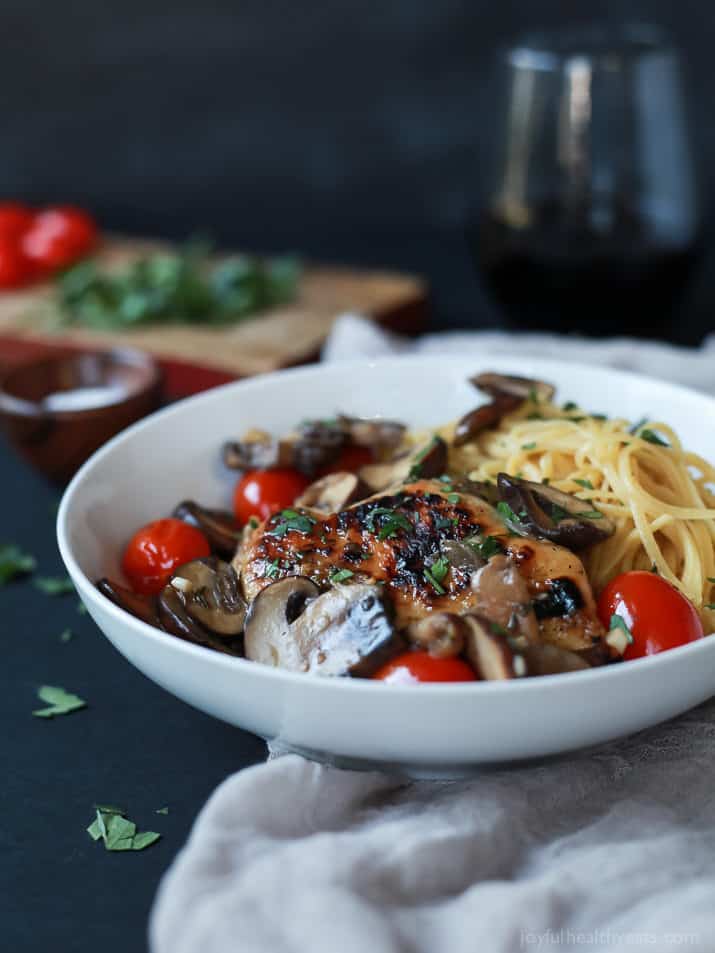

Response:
(373, 650), (477, 684)
(320, 444), (374, 475)
(22, 205), (98, 272)
(598, 570), (703, 660)
(0, 235), (33, 288)
(233, 468), (310, 524)
(0, 201), (34, 238)
(122, 518), (211, 595)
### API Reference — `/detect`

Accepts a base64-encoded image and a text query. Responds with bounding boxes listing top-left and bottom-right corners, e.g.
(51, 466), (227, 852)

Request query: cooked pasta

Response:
(428, 398), (715, 631)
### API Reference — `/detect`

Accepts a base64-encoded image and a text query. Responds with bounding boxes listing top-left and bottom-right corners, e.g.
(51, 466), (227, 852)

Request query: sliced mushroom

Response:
(223, 432), (286, 471)
(470, 554), (540, 645)
(96, 578), (159, 627)
(521, 643), (590, 675)
(453, 395), (522, 446)
(405, 612), (467, 658)
(359, 436), (447, 491)
(471, 372), (556, 403)
(463, 615), (520, 680)
(497, 473), (615, 550)
(294, 471), (370, 514)
(157, 584), (242, 655)
(169, 557), (246, 635)
(173, 501), (242, 558)
(245, 578), (401, 676)
(244, 576), (321, 669)
(440, 539), (486, 573)
(336, 415), (406, 452)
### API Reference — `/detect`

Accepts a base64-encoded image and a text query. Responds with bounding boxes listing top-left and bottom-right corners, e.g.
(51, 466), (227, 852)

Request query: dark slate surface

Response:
(0, 441), (266, 952)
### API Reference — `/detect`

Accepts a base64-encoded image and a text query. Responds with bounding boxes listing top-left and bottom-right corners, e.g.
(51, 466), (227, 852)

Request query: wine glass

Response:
(472, 23), (702, 339)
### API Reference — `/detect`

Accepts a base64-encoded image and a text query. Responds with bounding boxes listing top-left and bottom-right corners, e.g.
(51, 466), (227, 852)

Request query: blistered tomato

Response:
(122, 518), (211, 594)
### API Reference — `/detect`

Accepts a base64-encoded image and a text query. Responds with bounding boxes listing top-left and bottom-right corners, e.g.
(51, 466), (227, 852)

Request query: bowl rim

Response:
(57, 352), (715, 697)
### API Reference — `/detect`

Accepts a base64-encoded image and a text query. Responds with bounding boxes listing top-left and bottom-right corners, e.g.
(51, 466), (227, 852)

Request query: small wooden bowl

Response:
(0, 348), (163, 483)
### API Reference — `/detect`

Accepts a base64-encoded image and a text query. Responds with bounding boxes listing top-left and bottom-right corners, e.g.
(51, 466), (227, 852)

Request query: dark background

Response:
(3, 0), (715, 336)
(2, 3), (715, 952)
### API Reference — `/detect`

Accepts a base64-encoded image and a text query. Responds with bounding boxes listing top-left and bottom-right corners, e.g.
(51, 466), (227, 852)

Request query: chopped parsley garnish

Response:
(268, 509), (316, 537)
(629, 416), (648, 435)
(33, 575), (75, 596)
(0, 544), (36, 585)
(435, 516), (457, 531)
(330, 569), (354, 584)
(609, 613), (634, 644)
(87, 807), (161, 852)
(574, 510), (603, 520)
(526, 412), (544, 421)
(469, 535), (504, 560)
(574, 479), (594, 490)
(265, 558), (281, 579)
(248, 517), (259, 530)
(541, 477), (550, 485)
(413, 436), (442, 464)
(33, 685), (87, 718)
(521, 442), (536, 451)
(366, 507), (413, 540)
(528, 388), (539, 403)
(550, 503), (570, 523)
(407, 463), (422, 481)
(424, 557), (449, 594)
(591, 413), (608, 421)
(496, 501), (521, 524)
(569, 416), (587, 423)
(489, 621), (510, 637)
(705, 603), (715, 610)
(639, 428), (669, 447)
(438, 474), (453, 484)
(562, 401), (578, 411)
(707, 577), (715, 583)
(446, 492), (461, 504)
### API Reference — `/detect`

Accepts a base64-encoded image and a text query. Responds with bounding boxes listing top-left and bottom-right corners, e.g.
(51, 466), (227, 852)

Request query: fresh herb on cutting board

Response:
(58, 244), (301, 330)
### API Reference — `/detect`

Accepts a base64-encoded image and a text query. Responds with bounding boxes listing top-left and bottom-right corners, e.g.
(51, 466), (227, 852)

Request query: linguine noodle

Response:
(425, 398), (715, 631)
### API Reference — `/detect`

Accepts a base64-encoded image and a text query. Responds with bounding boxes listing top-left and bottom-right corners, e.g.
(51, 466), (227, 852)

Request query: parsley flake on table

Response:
(87, 807), (161, 852)
(59, 628), (73, 643)
(33, 685), (87, 718)
(33, 575), (75, 596)
(0, 544), (36, 585)
(155, 807), (169, 815)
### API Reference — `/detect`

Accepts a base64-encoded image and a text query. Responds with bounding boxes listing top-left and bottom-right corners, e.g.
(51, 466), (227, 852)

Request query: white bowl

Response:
(57, 356), (715, 777)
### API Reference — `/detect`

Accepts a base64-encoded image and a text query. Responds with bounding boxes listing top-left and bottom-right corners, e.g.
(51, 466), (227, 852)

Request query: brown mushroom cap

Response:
(244, 578), (401, 676)
(470, 554), (540, 645)
(294, 471), (370, 514)
(463, 615), (520, 680)
(405, 612), (467, 658)
(453, 395), (522, 447)
(496, 473), (615, 550)
(521, 643), (591, 675)
(169, 557), (246, 635)
(173, 501), (242, 558)
(471, 372), (556, 403)
(96, 578), (159, 627)
(157, 584), (242, 655)
(359, 435), (448, 491)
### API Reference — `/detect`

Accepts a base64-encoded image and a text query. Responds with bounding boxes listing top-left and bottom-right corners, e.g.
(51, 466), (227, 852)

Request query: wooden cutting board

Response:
(0, 238), (428, 397)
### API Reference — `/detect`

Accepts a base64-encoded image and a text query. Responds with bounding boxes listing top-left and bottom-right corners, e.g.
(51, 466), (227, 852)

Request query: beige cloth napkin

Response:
(150, 319), (715, 953)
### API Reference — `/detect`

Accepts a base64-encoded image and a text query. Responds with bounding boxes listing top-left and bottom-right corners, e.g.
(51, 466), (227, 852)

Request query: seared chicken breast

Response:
(235, 479), (606, 655)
